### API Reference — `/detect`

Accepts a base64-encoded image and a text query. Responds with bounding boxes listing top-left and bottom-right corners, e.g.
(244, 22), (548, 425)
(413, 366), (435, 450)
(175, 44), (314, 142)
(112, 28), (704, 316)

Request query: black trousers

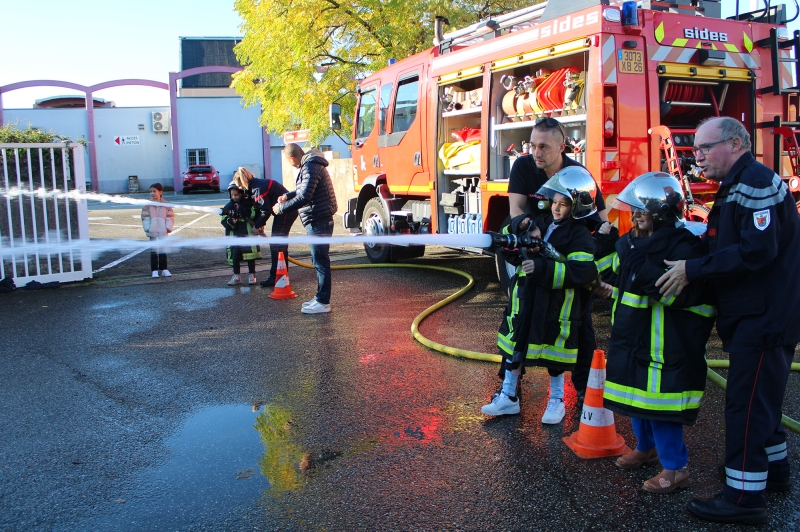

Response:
(230, 247), (256, 274)
(722, 344), (795, 507)
(149, 237), (167, 271)
(570, 296), (597, 393)
(269, 210), (298, 278)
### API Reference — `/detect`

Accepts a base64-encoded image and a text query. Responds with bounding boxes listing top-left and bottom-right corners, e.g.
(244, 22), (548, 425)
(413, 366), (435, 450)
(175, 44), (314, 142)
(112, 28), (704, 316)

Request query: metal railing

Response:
(1, 143), (92, 286)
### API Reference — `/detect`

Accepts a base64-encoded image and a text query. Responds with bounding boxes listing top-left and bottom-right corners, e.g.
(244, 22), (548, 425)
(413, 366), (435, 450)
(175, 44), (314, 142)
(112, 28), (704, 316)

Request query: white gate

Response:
(1, 143), (92, 286)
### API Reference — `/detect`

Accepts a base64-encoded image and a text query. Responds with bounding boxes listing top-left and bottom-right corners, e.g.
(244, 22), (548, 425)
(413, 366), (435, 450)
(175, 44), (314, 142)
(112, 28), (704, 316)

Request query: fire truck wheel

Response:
(362, 197), (393, 263)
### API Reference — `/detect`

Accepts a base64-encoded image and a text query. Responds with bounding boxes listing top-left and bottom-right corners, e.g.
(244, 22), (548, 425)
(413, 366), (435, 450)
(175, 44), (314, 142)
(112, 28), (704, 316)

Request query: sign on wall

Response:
(283, 129), (310, 143)
(114, 136), (140, 146)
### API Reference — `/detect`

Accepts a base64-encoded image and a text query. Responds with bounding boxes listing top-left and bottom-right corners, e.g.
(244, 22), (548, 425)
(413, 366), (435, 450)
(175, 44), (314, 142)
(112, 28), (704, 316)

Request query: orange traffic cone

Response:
(269, 252), (297, 300)
(563, 349), (631, 459)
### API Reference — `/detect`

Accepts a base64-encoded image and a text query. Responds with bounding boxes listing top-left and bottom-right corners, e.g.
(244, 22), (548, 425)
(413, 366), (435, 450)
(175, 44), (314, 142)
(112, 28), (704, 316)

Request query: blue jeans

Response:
(305, 219), (333, 304)
(632, 417), (688, 470)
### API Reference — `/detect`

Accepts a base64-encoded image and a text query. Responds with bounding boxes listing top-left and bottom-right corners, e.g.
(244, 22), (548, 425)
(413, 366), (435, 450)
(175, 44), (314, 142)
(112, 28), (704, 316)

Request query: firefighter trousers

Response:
(722, 344), (795, 508)
(570, 296), (596, 395)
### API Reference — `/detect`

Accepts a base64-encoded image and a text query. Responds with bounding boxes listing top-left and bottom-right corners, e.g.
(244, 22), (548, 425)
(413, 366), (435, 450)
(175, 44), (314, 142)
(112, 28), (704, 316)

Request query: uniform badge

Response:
(753, 209), (770, 231)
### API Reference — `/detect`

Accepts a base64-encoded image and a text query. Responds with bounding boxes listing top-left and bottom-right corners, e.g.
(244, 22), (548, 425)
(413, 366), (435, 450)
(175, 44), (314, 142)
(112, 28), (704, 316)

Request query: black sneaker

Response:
(260, 276), (276, 287)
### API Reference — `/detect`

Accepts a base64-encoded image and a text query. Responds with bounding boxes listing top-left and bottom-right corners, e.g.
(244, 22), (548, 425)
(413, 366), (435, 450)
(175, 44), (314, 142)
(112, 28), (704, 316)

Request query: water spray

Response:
(1, 188), (222, 215)
(1, 233), (495, 260)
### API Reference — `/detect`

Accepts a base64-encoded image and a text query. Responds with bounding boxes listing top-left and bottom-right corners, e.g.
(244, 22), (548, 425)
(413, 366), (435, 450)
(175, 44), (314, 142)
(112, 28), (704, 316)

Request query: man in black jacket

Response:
(278, 144), (338, 314)
(232, 167), (297, 288)
(658, 117), (800, 525)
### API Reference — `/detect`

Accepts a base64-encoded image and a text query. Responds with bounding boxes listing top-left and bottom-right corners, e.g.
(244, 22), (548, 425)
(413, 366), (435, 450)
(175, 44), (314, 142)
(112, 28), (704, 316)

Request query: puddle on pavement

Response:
(78, 404), (270, 531)
(77, 402), (345, 531)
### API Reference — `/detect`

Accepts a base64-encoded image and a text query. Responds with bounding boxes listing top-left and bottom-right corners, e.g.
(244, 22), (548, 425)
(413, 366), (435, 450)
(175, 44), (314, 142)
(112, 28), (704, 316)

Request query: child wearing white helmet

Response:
(483, 166), (600, 424)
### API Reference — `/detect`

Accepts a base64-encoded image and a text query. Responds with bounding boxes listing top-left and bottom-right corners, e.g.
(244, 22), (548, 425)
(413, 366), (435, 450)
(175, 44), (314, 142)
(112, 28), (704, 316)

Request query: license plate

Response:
(618, 49), (644, 74)
(196, 176), (207, 180)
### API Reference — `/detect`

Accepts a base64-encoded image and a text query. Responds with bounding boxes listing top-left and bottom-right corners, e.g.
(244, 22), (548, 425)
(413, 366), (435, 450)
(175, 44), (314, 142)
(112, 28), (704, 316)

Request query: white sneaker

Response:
(302, 300), (331, 314)
(302, 298), (317, 308)
(228, 274), (241, 286)
(541, 398), (566, 424)
(151, 271), (159, 278)
(481, 391), (520, 416)
(161, 269), (171, 278)
(248, 274), (257, 285)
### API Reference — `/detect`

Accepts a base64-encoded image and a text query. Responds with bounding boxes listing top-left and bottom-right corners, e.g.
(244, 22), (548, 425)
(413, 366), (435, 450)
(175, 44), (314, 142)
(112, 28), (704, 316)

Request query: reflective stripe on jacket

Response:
(497, 216), (596, 371)
(604, 226), (715, 425)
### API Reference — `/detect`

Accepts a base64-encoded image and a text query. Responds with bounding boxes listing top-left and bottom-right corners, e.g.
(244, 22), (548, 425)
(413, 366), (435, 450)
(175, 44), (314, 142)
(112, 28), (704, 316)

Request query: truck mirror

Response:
(329, 103), (342, 130)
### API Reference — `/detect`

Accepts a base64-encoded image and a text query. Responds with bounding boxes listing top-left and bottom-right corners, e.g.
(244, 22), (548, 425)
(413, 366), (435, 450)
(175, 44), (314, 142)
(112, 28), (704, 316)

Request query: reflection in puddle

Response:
(254, 402), (347, 494)
(391, 409), (443, 443)
(78, 404), (268, 531)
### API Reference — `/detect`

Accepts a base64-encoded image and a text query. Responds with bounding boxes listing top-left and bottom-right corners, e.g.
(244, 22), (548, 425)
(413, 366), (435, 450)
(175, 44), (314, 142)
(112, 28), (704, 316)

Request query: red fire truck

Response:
(331, 0), (800, 270)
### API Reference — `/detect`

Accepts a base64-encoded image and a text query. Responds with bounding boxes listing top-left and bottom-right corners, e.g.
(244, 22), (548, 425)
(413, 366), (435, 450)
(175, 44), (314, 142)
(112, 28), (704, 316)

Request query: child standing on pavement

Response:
(603, 172), (715, 494)
(482, 167), (599, 424)
(141, 183), (175, 278)
(221, 182), (262, 285)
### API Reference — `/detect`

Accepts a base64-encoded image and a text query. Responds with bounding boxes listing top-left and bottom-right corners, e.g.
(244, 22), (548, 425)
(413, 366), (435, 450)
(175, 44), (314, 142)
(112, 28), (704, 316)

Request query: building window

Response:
(318, 145), (332, 152)
(186, 148), (208, 166)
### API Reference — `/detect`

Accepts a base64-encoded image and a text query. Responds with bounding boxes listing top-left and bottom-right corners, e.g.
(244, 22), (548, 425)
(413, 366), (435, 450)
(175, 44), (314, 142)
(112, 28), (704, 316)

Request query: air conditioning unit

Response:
(152, 111), (170, 133)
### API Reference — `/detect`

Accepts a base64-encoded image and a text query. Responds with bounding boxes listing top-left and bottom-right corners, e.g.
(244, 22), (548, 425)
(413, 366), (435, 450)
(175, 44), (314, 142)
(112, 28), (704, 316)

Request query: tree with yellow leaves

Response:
(233, 0), (535, 143)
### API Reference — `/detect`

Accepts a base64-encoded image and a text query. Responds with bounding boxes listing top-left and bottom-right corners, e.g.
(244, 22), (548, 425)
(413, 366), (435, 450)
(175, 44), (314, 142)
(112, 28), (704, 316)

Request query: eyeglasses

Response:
(534, 116), (565, 139)
(691, 138), (731, 156)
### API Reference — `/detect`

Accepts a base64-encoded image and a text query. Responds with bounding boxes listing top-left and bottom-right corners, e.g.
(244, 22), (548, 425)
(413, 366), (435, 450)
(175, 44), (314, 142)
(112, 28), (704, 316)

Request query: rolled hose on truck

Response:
(286, 246), (800, 434)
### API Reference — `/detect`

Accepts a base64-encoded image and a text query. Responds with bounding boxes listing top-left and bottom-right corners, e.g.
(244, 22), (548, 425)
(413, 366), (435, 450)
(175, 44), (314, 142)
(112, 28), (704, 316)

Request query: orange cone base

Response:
(269, 290), (297, 300)
(562, 433), (631, 460)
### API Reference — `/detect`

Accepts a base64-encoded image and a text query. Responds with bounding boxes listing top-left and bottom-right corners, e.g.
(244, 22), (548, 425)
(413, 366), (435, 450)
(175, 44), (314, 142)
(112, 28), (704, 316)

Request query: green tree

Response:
(233, 0), (535, 143)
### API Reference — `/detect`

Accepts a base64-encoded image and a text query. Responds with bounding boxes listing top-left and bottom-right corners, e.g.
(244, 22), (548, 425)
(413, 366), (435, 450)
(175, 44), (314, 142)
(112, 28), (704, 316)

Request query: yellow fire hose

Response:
(288, 256), (800, 433)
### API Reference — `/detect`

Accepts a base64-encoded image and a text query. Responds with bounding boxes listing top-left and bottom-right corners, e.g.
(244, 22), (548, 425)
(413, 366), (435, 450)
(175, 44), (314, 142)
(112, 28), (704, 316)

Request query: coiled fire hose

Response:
(287, 253), (800, 433)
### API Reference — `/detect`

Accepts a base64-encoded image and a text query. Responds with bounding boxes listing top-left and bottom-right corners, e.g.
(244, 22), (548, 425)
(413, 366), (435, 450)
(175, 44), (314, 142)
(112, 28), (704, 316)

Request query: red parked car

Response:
(182, 165), (220, 193)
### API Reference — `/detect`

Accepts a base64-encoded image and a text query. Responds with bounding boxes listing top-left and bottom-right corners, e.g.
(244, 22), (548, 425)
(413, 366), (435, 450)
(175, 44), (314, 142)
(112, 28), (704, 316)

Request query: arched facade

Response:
(0, 67), (271, 192)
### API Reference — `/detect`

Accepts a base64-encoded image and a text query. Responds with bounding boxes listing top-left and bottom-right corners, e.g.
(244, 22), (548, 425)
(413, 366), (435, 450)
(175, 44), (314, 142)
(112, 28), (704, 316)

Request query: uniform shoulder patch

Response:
(753, 209), (770, 231)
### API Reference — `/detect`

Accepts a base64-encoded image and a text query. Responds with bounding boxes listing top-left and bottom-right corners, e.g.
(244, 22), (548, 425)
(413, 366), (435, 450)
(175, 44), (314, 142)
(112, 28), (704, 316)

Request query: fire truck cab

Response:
(336, 0), (800, 265)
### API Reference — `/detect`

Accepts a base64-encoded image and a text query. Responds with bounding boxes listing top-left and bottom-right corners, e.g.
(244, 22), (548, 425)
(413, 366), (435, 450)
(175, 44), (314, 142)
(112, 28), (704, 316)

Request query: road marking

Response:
(93, 213), (212, 274)
(88, 216), (112, 220)
(89, 223), (143, 228)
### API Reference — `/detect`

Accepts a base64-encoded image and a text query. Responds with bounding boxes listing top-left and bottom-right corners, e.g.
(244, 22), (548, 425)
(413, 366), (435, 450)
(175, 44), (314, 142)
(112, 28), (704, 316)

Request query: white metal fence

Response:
(1, 143), (92, 286)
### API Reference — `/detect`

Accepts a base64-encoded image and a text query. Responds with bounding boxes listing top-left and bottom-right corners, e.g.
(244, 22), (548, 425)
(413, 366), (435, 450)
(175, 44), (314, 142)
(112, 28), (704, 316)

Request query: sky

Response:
(1, 1), (799, 109)
(1, 0), (243, 109)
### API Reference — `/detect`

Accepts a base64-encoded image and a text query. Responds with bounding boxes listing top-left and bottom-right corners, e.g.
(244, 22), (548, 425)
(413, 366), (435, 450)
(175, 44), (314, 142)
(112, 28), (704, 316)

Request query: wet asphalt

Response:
(2, 197), (800, 531)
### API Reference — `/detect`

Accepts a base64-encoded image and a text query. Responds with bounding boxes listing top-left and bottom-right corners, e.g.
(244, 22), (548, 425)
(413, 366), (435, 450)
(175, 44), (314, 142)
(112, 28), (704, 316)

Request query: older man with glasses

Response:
(657, 116), (800, 525)
(503, 117), (610, 419)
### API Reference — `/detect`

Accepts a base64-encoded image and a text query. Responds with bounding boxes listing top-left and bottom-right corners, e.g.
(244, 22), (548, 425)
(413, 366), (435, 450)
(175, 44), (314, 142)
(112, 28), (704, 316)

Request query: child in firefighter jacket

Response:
(221, 182), (262, 286)
(603, 172), (715, 494)
(482, 167), (599, 425)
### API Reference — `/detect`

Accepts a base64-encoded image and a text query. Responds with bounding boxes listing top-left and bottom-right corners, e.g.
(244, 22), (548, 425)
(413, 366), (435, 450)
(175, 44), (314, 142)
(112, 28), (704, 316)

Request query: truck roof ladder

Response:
(755, 29), (800, 176)
(440, 2), (549, 51)
(758, 28), (800, 96)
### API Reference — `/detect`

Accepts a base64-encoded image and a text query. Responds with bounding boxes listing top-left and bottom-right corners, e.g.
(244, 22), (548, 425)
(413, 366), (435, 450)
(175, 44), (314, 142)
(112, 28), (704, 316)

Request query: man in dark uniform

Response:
(506, 117), (610, 411)
(658, 116), (800, 525)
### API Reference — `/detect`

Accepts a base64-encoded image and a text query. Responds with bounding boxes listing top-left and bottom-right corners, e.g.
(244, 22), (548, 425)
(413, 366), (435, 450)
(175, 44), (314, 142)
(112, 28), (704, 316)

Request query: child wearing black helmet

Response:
(221, 182), (261, 285)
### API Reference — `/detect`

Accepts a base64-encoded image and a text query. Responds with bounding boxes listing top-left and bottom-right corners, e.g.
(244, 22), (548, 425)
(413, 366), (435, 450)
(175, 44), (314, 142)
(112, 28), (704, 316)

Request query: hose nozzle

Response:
(484, 232), (565, 262)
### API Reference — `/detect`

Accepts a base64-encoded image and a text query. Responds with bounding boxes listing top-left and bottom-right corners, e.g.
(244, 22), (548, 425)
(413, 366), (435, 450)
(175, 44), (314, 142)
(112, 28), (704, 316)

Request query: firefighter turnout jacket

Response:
(497, 215), (597, 373)
(685, 151), (800, 351)
(603, 226), (716, 425)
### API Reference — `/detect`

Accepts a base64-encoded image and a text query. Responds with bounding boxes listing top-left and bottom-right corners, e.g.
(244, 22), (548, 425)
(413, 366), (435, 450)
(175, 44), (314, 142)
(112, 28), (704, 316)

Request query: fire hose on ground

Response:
(286, 232), (800, 434)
